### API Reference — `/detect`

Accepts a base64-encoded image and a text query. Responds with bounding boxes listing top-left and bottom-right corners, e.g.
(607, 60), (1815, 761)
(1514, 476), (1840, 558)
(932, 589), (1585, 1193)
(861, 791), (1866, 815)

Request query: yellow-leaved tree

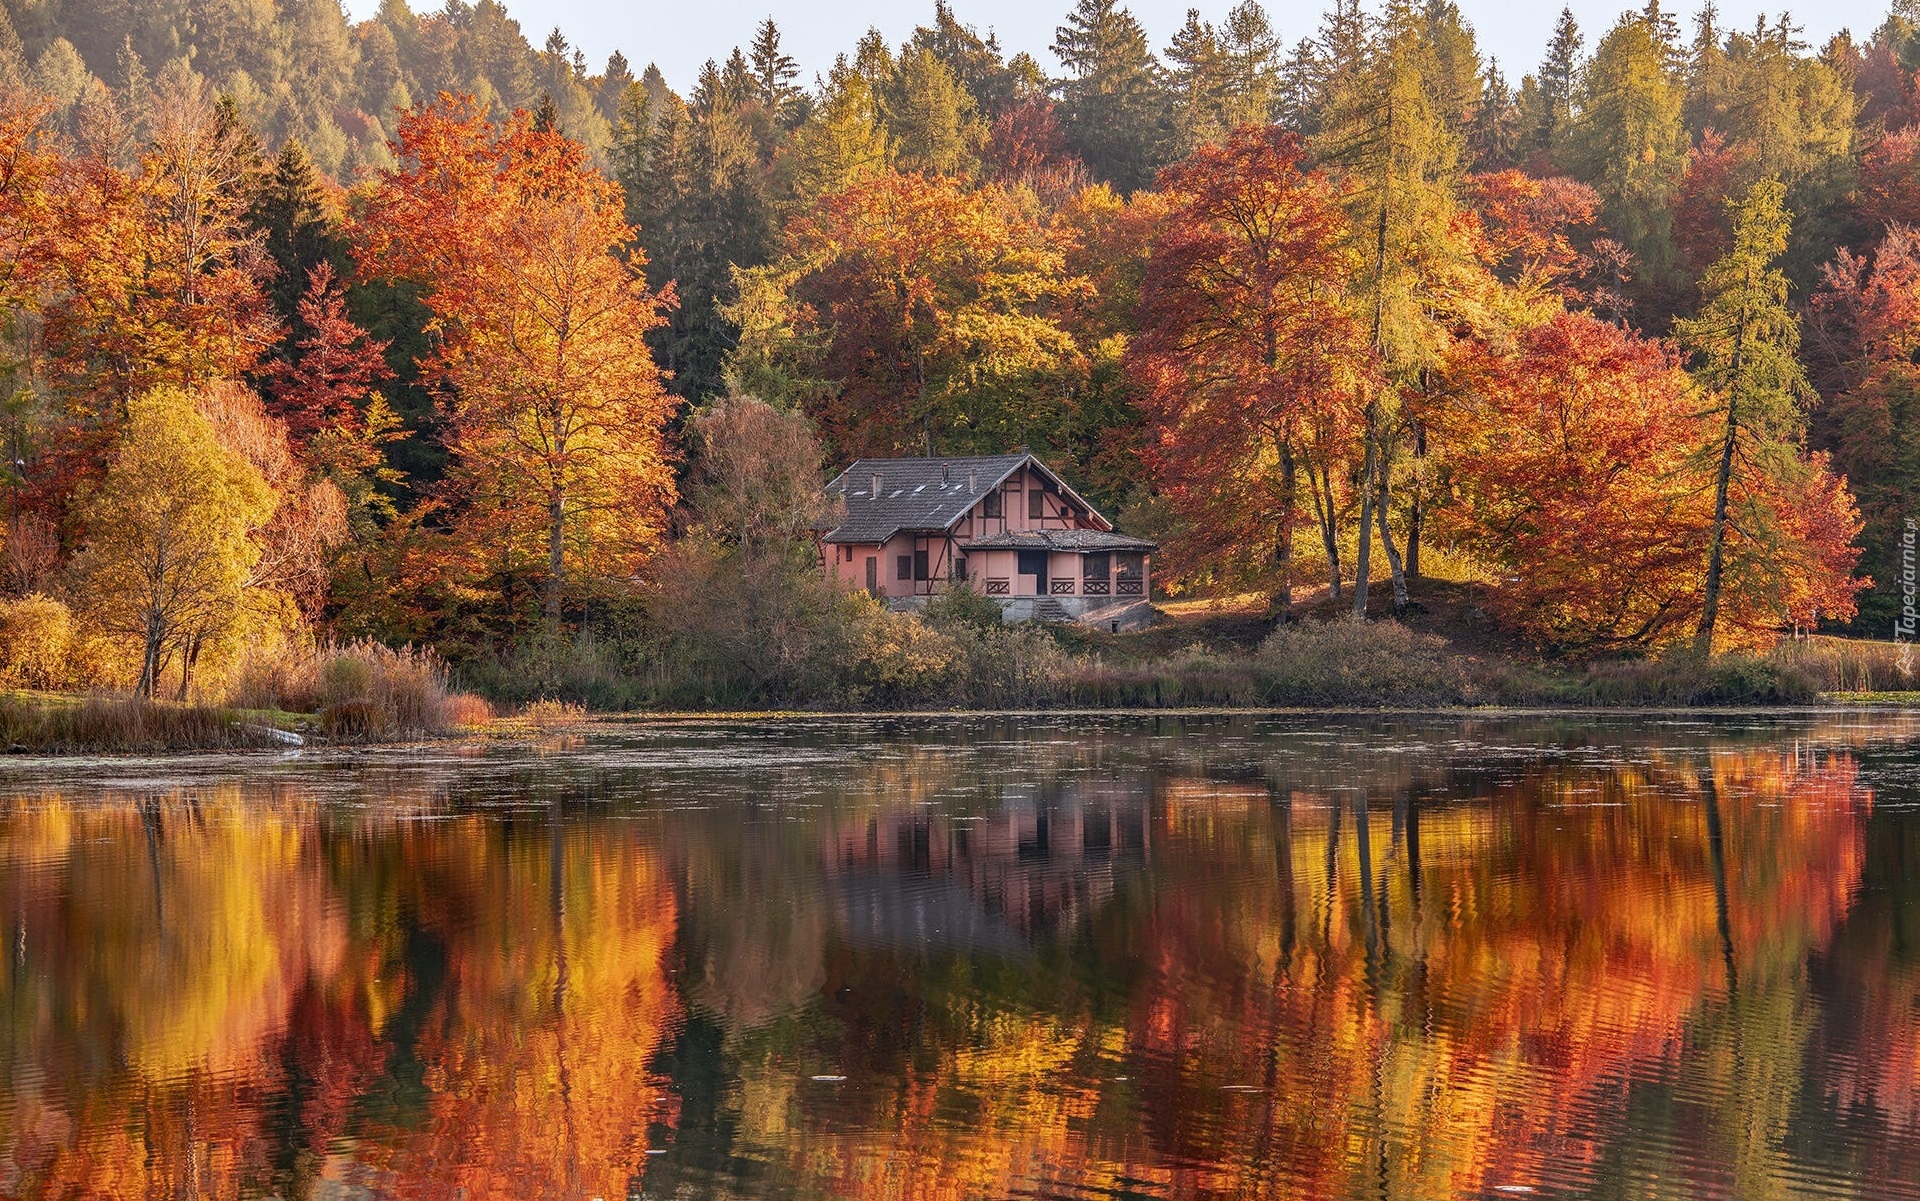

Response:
(356, 96), (678, 634)
(74, 387), (276, 697)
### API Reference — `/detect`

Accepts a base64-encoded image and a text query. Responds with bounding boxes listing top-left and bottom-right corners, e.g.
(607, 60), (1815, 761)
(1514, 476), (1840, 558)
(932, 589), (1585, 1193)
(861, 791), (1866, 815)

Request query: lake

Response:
(2, 712), (1918, 1200)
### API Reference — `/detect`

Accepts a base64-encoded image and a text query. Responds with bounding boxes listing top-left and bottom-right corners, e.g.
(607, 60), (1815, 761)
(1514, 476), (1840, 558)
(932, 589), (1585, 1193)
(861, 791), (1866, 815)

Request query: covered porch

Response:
(965, 531), (1156, 601)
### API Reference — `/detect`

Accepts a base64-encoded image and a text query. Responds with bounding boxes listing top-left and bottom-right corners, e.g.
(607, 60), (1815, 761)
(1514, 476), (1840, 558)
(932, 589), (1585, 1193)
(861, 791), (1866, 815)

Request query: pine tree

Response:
(1469, 59), (1519, 168)
(247, 139), (345, 335)
(749, 19), (803, 127)
(1219, 1), (1283, 129)
(1165, 11), (1225, 155)
(597, 51), (635, 124)
(1531, 7), (1582, 156)
(881, 46), (980, 176)
(1052, 0), (1170, 192)
(1316, 0), (1471, 615)
(1562, 12), (1685, 296)
(1420, 0), (1484, 140)
(913, 2), (1019, 117)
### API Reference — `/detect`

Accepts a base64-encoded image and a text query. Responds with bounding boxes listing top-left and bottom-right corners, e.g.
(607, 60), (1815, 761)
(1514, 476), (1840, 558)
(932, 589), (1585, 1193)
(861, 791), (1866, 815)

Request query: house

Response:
(819, 452), (1156, 627)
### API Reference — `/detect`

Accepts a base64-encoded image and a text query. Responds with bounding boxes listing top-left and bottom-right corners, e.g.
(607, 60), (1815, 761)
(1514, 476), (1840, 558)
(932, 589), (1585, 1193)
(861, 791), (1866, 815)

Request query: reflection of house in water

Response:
(823, 781), (1152, 955)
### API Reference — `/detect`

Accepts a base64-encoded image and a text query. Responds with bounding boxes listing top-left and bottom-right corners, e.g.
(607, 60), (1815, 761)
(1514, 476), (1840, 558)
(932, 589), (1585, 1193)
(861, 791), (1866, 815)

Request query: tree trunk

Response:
(546, 483), (566, 632)
(1352, 408), (1377, 620)
(1406, 420), (1425, 579)
(1695, 408), (1738, 655)
(1374, 455), (1409, 616)
(1274, 439), (1296, 620)
(1308, 457), (1341, 603)
(139, 618), (165, 700)
(176, 631), (201, 702)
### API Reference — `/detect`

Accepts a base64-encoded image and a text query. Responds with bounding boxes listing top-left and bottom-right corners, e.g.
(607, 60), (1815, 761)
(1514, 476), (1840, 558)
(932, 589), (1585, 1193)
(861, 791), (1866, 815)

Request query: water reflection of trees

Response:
(0, 793), (679, 1200)
(0, 715), (1917, 1199)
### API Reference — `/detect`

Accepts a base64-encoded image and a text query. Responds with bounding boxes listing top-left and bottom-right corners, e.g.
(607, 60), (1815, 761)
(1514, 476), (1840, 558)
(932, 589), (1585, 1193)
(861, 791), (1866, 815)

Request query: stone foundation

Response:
(887, 595), (1156, 632)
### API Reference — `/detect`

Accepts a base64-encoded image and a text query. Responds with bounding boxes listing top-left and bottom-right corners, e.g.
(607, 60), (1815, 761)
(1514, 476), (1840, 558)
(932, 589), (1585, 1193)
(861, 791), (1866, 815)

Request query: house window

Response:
(866, 557), (878, 593)
(897, 555), (912, 581)
(913, 549), (929, 580)
(983, 490), (1003, 518)
(1029, 489), (1045, 520)
(1116, 552), (1144, 581)
(953, 557), (968, 581)
(1083, 552), (1110, 581)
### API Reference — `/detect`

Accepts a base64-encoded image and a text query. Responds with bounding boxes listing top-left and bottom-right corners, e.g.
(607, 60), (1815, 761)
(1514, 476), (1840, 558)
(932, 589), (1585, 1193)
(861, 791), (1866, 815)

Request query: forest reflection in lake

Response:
(2, 712), (1919, 1200)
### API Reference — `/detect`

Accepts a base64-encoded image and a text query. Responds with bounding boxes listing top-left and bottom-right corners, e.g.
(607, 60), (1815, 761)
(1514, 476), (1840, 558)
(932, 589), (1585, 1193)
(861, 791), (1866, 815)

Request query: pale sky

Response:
(343, 0), (1897, 92)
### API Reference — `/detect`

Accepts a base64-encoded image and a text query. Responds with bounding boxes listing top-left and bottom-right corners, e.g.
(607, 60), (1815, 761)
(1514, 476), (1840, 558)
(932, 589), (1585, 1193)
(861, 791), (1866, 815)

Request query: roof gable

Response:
(821, 453), (1111, 544)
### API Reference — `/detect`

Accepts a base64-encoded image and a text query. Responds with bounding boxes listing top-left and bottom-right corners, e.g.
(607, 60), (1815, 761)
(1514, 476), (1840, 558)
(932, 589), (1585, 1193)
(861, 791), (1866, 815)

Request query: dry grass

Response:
(0, 693), (288, 753)
(444, 693), (495, 728)
(519, 698), (589, 729)
(1770, 636), (1915, 694)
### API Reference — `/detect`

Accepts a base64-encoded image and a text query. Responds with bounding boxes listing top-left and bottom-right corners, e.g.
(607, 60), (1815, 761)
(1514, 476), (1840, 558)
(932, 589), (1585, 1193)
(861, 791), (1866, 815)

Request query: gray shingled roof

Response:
(967, 530), (1158, 552)
(821, 454), (1112, 544)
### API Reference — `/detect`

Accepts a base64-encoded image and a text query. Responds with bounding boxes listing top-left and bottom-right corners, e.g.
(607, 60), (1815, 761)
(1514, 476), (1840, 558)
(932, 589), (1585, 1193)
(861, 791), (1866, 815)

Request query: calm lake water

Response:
(2, 712), (1919, 1200)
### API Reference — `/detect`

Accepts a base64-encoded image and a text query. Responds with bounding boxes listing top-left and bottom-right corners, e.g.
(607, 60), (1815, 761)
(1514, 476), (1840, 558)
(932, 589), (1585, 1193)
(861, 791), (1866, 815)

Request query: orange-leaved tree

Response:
(356, 95), (677, 631)
(1434, 312), (1708, 652)
(1129, 126), (1368, 613)
(38, 77), (280, 523)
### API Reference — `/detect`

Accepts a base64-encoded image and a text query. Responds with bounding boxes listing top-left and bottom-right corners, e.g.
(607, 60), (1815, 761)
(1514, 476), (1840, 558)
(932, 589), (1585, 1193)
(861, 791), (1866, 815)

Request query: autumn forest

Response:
(0, 0), (1916, 706)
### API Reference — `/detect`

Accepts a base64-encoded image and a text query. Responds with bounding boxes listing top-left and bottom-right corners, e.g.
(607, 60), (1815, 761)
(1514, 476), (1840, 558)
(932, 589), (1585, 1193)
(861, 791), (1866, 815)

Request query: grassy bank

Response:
(0, 641), (501, 755)
(0, 692), (303, 754)
(11, 582), (1911, 755)
(452, 578), (1920, 714)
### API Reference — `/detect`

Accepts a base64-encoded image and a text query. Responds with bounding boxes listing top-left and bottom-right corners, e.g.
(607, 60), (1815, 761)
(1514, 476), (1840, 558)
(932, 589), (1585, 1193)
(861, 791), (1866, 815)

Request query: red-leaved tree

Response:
(1129, 126), (1369, 613)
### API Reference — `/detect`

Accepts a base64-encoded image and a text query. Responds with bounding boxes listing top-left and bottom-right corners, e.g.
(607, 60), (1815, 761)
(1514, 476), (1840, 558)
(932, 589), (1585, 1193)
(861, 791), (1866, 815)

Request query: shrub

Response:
(0, 594), (75, 689)
(638, 541), (856, 707)
(922, 583), (1006, 631)
(1255, 618), (1468, 706)
(230, 638), (454, 736)
(850, 604), (961, 706)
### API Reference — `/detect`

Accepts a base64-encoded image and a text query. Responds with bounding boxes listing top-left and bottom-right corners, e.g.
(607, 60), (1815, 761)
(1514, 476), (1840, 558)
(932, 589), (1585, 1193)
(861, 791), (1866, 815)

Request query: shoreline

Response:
(3, 697), (1916, 763)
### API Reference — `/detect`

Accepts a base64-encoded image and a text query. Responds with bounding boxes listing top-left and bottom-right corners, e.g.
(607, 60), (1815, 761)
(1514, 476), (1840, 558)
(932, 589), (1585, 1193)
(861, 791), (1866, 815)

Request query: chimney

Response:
(942, 462), (951, 484)
(967, 469), (977, 492)
(870, 472), (882, 498)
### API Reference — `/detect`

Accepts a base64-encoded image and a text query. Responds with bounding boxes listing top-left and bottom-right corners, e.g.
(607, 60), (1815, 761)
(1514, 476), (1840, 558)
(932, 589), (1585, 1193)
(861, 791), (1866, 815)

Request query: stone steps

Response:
(1032, 598), (1072, 624)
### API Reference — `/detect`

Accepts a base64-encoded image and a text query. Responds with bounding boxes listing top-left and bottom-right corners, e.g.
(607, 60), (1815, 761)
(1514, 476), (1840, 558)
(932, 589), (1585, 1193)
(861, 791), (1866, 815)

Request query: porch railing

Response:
(1116, 579), (1144, 596)
(1050, 579), (1076, 595)
(1082, 579), (1110, 596)
(985, 578), (1011, 596)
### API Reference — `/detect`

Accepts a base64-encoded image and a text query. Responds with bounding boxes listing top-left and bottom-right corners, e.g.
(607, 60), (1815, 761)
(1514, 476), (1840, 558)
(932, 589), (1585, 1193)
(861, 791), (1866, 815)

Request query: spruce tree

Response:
(749, 19), (803, 126)
(246, 139), (346, 338)
(1052, 0), (1170, 192)
(1563, 12), (1685, 296)
(1532, 7), (1582, 156)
